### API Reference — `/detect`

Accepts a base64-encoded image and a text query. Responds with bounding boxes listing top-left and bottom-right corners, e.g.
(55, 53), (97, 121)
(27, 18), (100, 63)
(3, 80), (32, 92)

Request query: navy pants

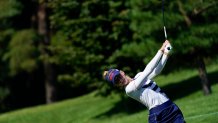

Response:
(148, 100), (185, 123)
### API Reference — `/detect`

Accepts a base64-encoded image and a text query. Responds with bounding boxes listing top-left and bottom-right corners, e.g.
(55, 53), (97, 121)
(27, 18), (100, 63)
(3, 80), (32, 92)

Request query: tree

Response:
(47, 0), (133, 94)
(1, 0), (57, 106)
(172, 0), (218, 95)
(37, 0), (57, 103)
(0, 0), (23, 111)
(126, 0), (218, 95)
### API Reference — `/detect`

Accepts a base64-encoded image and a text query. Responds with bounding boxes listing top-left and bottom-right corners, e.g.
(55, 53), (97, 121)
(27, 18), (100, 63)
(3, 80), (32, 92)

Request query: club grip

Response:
(165, 43), (172, 52)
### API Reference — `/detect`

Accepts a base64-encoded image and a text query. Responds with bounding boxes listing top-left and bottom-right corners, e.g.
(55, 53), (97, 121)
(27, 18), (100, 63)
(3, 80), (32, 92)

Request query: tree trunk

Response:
(37, 0), (57, 103)
(196, 56), (211, 95)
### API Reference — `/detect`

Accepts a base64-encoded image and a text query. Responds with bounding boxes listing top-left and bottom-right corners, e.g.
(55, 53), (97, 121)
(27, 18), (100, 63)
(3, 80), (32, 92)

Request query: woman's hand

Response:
(160, 40), (170, 52)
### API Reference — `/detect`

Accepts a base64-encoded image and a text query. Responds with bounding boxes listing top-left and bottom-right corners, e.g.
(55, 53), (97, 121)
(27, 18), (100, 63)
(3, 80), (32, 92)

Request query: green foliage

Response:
(0, 0), (22, 19)
(108, 40), (159, 74)
(158, 0), (218, 73)
(47, 0), (132, 90)
(174, 23), (218, 54)
(128, 0), (218, 70)
(0, 87), (10, 111)
(3, 29), (39, 75)
(0, 0), (218, 110)
(0, 87), (9, 102)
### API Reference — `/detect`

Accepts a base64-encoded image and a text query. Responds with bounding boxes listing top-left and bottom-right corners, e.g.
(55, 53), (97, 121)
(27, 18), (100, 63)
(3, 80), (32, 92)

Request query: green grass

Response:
(0, 63), (218, 123)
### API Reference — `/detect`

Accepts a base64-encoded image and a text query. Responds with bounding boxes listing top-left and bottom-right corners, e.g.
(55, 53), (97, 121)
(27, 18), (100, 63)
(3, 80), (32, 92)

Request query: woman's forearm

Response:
(147, 54), (168, 79)
(147, 43), (172, 79)
(132, 50), (163, 88)
(143, 50), (163, 72)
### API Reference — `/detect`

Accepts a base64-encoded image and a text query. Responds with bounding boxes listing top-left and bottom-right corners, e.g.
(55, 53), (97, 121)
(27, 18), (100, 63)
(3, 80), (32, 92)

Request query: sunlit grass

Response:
(0, 63), (218, 123)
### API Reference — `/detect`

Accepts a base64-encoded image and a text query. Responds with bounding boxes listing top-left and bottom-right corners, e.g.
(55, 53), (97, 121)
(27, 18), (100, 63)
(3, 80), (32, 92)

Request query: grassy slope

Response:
(0, 64), (218, 123)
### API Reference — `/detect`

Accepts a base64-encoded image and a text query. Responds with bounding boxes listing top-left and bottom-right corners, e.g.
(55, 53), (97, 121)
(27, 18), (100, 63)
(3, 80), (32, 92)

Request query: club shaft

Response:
(164, 26), (167, 39)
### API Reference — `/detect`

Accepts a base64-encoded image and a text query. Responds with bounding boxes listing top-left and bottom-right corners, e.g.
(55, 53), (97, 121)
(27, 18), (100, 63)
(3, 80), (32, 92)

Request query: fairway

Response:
(0, 63), (218, 123)
(186, 111), (218, 120)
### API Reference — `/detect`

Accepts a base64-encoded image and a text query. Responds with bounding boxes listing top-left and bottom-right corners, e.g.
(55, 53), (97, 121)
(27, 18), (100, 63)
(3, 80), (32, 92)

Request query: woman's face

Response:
(115, 71), (130, 87)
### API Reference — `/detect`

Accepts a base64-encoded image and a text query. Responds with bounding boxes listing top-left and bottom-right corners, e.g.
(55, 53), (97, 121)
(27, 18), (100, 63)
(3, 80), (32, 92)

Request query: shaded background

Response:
(0, 0), (218, 114)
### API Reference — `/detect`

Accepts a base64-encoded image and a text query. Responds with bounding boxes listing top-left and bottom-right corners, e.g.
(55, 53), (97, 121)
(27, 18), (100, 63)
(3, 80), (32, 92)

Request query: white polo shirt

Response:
(125, 50), (169, 110)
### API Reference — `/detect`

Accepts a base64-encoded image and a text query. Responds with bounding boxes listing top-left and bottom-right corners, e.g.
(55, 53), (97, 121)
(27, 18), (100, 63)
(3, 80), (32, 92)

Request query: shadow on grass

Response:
(93, 70), (218, 119)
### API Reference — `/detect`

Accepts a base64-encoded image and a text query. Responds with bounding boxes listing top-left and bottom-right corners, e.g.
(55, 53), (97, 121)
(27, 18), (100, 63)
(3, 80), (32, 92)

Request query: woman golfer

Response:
(103, 40), (185, 123)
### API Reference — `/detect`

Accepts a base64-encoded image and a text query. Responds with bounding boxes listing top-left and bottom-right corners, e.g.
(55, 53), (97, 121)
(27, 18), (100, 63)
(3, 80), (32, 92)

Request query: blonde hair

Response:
(103, 71), (108, 79)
